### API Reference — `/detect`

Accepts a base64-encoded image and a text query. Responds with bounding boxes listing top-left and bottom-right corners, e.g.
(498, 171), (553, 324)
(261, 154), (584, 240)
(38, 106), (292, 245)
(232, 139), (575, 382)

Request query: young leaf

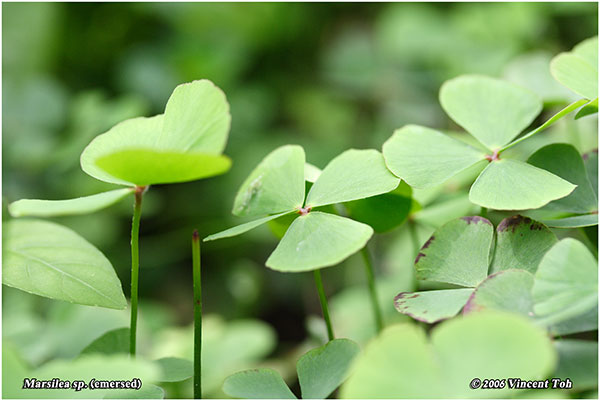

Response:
(527, 143), (597, 214)
(80, 328), (129, 356)
(382, 125), (485, 188)
(469, 159), (576, 210)
(439, 75), (542, 149)
(8, 188), (133, 218)
(3, 220), (127, 309)
(222, 369), (296, 399)
(463, 270), (534, 316)
(266, 212), (373, 272)
(344, 182), (412, 233)
(532, 239), (598, 325)
(394, 289), (473, 324)
(551, 36), (598, 100)
(490, 215), (557, 274)
(155, 357), (193, 382)
(415, 216), (493, 287)
(305, 149), (400, 208)
(297, 339), (360, 399)
(232, 145), (305, 217)
(203, 211), (294, 242)
(159, 80), (230, 153)
(304, 162), (322, 183)
(341, 312), (556, 398)
(575, 97), (598, 119)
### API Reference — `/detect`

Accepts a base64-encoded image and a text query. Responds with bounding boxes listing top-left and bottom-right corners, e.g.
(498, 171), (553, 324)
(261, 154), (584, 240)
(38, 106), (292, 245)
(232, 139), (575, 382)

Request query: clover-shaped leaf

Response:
(2, 219), (127, 309)
(222, 338), (359, 399)
(551, 36), (598, 100)
(206, 145), (400, 272)
(533, 238), (598, 327)
(383, 75), (577, 210)
(341, 312), (556, 398)
(395, 215), (557, 324)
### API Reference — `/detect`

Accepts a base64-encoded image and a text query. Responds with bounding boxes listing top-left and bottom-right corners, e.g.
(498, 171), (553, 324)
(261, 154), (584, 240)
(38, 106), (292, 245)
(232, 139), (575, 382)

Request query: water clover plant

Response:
(382, 74), (585, 211)
(222, 338), (360, 399)
(394, 215), (558, 324)
(205, 145), (400, 339)
(7, 79), (232, 356)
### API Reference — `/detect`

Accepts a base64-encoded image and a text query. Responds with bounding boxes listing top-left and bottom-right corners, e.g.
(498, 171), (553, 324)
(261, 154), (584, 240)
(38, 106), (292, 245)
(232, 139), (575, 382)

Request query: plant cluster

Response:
(3, 36), (598, 399)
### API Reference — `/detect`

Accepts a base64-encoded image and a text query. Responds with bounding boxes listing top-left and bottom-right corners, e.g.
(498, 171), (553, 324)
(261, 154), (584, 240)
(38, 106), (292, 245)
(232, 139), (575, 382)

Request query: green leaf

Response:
(394, 289), (473, 324)
(549, 306), (598, 336)
(551, 37), (598, 100)
(80, 80), (231, 186)
(415, 216), (493, 287)
(103, 384), (164, 399)
(469, 159), (576, 210)
(341, 312), (556, 398)
(542, 214), (598, 228)
(159, 80), (230, 153)
(3, 342), (30, 399)
(533, 239), (598, 326)
(344, 182), (412, 233)
(490, 215), (557, 274)
(584, 150), (598, 198)
(3, 220), (127, 309)
(439, 75), (542, 149)
(80, 328), (129, 356)
(222, 369), (296, 399)
(382, 125), (485, 188)
(8, 188), (133, 218)
(232, 145), (305, 217)
(575, 97), (598, 119)
(297, 339), (360, 399)
(155, 357), (193, 382)
(203, 211), (294, 242)
(266, 212), (373, 272)
(412, 194), (478, 229)
(304, 162), (322, 183)
(527, 144), (597, 214)
(463, 270), (534, 316)
(554, 340), (598, 391)
(305, 149), (400, 208)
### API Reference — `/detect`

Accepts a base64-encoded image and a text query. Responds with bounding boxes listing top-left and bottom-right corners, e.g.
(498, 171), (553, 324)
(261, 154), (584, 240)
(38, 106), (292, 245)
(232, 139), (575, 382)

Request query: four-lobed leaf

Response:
(3, 219), (127, 309)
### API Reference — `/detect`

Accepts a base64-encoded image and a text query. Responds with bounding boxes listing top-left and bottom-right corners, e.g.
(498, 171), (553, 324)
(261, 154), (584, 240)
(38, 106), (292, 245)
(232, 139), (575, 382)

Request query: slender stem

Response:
(192, 230), (202, 399)
(313, 269), (334, 342)
(360, 246), (383, 333)
(499, 99), (587, 153)
(129, 187), (144, 356)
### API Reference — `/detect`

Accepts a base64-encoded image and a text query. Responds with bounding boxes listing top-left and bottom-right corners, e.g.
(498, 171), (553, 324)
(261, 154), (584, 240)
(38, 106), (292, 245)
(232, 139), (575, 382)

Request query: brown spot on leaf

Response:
(497, 215), (531, 233)
(408, 294), (420, 299)
(422, 236), (435, 250)
(415, 252), (426, 264)
(461, 216), (492, 225)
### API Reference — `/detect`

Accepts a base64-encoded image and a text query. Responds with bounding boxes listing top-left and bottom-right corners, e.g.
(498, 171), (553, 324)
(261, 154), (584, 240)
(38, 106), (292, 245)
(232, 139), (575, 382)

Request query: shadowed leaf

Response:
(80, 328), (129, 356)
(394, 289), (473, 323)
(463, 270), (534, 316)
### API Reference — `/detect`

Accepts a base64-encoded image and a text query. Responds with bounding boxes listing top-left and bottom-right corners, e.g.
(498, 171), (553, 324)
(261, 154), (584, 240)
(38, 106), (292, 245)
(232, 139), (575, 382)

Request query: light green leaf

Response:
(412, 194), (478, 229)
(490, 215), (557, 274)
(80, 80), (231, 186)
(549, 306), (598, 336)
(155, 357), (193, 382)
(527, 144), (597, 214)
(533, 239), (598, 326)
(344, 182), (412, 233)
(341, 312), (556, 398)
(551, 37), (598, 100)
(159, 80), (230, 153)
(463, 270), (534, 316)
(415, 216), (493, 287)
(542, 214), (598, 228)
(575, 98), (598, 119)
(3, 342), (30, 399)
(266, 212), (373, 272)
(584, 150), (598, 198)
(104, 384), (164, 399)
(80, 328), (129, 356)
(440, 75), (542, 149)
(222, 369), (296, 399)
(394, 289), (473, 324)
(203, 211), (294, 242)
(3, 220), (127, 309)
(382, 125), (485, 189)
(554, 340), (598, 391)
(305, 149), (400, 208)
(297, 339), (360, 399)
(304, 162), (322, 183)
(232, 145), (305, 217)
(469, 159), (576, 210)
(8, 188), (133, 218)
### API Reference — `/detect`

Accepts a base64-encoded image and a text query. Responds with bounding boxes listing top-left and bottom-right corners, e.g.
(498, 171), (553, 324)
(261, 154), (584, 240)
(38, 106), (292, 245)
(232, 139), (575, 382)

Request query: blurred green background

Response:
(2, 2), (598, 398)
